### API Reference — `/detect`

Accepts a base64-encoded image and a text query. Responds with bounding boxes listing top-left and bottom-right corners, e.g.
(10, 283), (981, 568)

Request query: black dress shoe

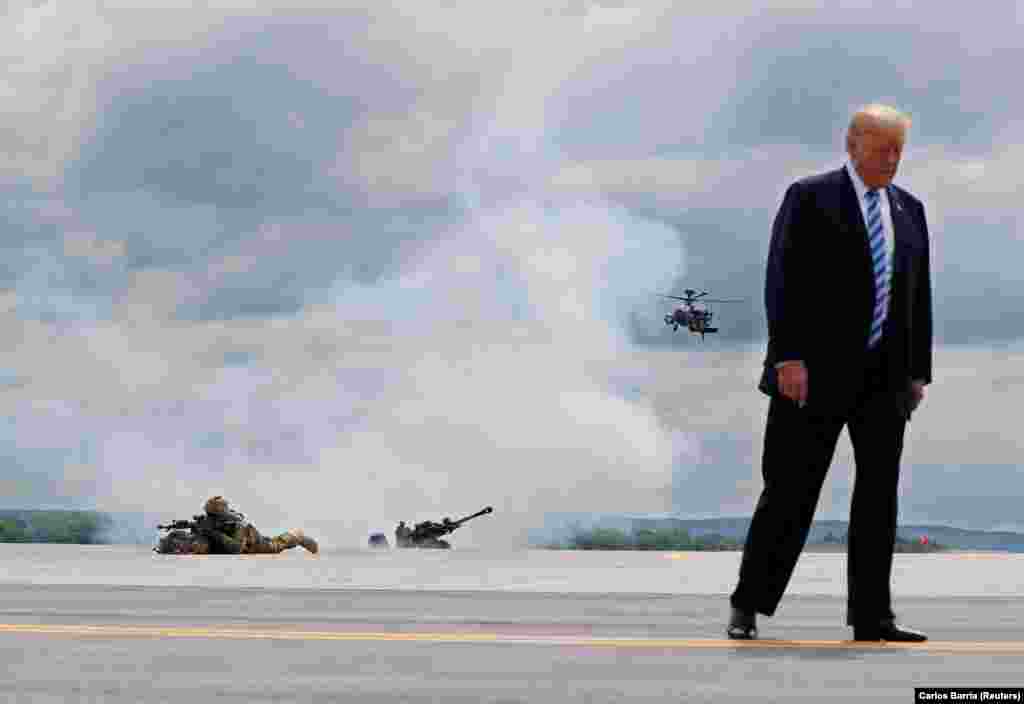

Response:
(727, 607), (758, 640)
(853, 619), (927, 642)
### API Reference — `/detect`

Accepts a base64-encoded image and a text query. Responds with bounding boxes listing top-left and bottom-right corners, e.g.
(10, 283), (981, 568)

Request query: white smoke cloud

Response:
(51, 195), (687, 547)
(307, 195), (686, 545)
(1, 1), (693, 548)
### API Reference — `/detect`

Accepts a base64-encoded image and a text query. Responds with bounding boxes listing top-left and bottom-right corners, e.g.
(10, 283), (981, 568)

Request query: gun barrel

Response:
(158, 518), (199, 531)
(452, 506), (494, 527)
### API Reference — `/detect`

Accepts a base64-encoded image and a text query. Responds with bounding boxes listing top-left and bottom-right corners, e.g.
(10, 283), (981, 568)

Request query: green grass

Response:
(548, 526), (741, 551)
(546, 526), (949, 552)
(0, 510), (114, 544)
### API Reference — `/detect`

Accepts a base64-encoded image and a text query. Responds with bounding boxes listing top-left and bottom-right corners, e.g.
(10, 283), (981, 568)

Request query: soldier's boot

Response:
(267, 529), (318, 554)
(288, 528), (319, 554)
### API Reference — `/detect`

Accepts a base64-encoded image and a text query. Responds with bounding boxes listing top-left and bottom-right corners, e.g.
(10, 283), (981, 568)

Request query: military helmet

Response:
(204, 495), (229, 515)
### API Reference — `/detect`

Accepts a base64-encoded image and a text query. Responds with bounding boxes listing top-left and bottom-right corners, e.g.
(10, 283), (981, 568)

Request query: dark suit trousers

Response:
(730, 343), (907, 625)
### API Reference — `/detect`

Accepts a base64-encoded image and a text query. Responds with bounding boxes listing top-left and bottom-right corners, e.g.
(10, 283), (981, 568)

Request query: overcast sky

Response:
(3, 1), (1023, 546)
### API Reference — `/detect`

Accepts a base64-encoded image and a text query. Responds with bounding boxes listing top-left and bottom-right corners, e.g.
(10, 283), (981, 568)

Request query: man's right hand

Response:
(776, 360), (808, 406)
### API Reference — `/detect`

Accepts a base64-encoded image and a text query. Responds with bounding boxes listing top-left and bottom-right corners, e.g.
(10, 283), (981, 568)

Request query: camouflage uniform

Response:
(201, 496), (318, 554)
(239, 524), (315, 554)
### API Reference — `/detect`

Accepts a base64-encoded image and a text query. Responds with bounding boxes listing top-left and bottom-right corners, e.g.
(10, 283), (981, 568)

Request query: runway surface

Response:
(1, 545), (1022, 702)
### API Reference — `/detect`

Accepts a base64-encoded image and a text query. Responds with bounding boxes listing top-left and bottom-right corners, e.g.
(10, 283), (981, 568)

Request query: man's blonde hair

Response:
(848, 103), (912, 136)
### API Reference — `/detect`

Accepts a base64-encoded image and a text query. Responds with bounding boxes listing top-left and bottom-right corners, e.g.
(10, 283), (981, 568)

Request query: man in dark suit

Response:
(727, 104), (933, 642)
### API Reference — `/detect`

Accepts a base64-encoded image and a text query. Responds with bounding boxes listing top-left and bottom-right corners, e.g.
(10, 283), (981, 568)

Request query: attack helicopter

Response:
(660, 289), (743, 339)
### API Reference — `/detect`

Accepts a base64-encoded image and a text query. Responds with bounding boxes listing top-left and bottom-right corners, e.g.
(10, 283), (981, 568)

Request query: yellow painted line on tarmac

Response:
(1, 624), (1023, 653)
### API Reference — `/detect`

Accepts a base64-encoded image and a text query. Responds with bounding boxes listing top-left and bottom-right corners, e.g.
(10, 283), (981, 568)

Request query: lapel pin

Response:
(889, 187), (903, 211)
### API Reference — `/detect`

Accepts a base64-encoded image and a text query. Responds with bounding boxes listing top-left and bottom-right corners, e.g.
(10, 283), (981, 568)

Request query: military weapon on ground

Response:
(156, 518), (198, 531)
(399, 506), (494, 549)
(154, 514), (211, 555)
(154, 510), (245, 555)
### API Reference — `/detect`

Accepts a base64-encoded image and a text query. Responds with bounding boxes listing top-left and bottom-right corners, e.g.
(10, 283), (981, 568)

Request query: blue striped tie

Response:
(865, 189), (889, 348)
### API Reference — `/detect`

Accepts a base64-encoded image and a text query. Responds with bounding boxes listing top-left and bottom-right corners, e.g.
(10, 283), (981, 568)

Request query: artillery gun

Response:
(398, 506), (493, 549)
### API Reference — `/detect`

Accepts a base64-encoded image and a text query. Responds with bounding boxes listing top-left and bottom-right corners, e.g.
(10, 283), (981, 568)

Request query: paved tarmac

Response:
(1, 546), (1022, 702)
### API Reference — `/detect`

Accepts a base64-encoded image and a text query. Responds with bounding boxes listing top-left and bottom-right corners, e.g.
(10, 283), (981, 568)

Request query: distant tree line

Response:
(549, 526), (950, 552)
(0, 511), (113, 544)
(819, 530), (948, 552)
(548, 526), (741, 551)
(894, 534), (948, 552)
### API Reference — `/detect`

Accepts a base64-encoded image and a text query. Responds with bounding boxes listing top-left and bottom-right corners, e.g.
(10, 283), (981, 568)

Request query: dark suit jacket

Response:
(758, 167), (933, 416)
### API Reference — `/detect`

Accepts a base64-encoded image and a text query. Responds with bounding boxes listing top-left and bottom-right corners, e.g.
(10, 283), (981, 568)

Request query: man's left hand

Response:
(910, 380), (926, 412)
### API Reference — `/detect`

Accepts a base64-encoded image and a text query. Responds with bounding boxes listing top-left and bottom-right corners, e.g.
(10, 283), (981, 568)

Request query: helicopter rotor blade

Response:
(697, 298), (745, 303)
(658, 294), (693, 302)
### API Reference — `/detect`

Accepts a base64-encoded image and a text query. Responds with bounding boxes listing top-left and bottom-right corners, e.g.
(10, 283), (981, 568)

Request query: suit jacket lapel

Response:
(840, 168), (869, 243)
(886, 185), (912, 277)
(840, 168), (875, 298)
